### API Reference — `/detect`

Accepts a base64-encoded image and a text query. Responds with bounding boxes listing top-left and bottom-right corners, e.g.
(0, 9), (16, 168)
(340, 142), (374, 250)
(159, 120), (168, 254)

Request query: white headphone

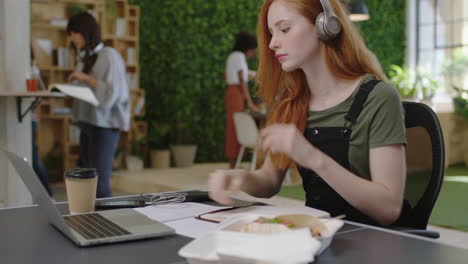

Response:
(78, 42), (104, 60)
(316, 0), (342, 41)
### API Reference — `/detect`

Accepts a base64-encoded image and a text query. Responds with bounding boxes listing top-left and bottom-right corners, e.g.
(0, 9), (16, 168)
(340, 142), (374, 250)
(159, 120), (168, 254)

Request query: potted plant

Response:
(452, 89), (468, 120)
(418, 70), (439, 101)
(388, 64), (439, 102)
(441, 48), (468, 119)
(388, 65), (417, 100)
(148, 121), (171, 169)
(127, 135), (146, 171)
(168, 88), (199, 168)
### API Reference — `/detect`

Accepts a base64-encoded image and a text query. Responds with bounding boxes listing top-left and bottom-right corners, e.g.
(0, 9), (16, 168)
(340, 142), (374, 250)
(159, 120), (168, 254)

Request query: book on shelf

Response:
(52, 47), (71, 68)
(48, 83), (99, 106)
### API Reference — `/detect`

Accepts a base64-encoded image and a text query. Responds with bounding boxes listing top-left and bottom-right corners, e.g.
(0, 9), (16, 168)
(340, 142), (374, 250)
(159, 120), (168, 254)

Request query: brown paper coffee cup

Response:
(64, 168), (98, 214)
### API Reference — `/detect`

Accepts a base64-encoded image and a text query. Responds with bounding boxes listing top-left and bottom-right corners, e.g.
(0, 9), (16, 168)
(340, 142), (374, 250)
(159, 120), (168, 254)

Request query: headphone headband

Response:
(78, 42), (104, 60)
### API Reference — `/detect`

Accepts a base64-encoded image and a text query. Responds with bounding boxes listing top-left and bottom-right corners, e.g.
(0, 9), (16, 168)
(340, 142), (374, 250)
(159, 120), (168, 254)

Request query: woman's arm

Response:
(208, 154), (285, 204)
(309, 144), (406, 226)
(260, 124), (406, 226)
(68, 72), (97, 88)
(91, 49), (127, 109)
(242, 155), (286, 197)
(238, 70), (258, 111)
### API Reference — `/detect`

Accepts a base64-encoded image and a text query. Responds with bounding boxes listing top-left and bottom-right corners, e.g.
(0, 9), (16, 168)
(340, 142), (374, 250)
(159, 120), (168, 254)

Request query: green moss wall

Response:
(357, 0), (407, 73)
(130, 0), (406, 162)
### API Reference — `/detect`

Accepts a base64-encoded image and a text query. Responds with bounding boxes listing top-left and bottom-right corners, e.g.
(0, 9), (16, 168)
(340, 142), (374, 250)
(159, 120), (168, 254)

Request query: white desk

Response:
(0, 91), (64, 122)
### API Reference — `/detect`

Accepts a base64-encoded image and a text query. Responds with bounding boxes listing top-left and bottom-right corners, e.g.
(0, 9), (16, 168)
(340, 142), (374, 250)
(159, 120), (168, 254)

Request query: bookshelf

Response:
(31, 0), (146, 181)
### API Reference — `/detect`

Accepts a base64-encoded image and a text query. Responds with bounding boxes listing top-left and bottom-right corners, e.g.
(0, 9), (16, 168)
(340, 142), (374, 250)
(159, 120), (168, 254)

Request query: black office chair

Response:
(394, 101), (445, 238)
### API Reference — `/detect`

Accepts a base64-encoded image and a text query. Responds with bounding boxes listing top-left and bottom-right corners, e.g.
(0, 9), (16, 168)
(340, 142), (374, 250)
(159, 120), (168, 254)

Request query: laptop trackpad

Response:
(98, 209), (174, 234)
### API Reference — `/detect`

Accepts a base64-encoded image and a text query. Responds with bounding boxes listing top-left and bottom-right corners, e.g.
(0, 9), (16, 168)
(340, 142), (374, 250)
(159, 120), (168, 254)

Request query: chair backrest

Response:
(403, 101), (445, 229)
(233, 112), (259, 148)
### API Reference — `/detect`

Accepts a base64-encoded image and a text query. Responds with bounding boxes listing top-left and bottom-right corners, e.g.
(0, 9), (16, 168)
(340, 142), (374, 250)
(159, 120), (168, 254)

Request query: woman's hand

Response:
(68, 71), (97, 88)
(208, 169), (249, 205)
(248, 70), (256, 80)
(68, 71), (89, 83)
(248, 101), (260, 112)
(260, 124), (318, 168)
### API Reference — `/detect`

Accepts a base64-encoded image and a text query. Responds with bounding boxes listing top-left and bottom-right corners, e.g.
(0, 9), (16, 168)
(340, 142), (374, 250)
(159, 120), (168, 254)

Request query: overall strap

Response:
(344, 79), (381, 124)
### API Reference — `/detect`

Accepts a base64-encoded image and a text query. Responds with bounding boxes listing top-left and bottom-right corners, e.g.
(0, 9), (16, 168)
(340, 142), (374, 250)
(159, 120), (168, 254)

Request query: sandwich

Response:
(241, 214), (327, 238)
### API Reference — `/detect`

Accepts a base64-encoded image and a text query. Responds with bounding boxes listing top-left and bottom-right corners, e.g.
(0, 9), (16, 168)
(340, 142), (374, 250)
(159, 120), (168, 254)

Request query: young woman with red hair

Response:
(209, 0), (410, 227)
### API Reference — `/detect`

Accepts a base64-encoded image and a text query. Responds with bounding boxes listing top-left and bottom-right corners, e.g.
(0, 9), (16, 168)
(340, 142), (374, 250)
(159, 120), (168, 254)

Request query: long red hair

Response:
(257, 0), (386, 170)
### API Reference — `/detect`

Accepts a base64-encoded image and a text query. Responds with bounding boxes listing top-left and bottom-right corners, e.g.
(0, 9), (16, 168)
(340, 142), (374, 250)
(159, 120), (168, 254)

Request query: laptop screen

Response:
(0, 147), (75, 238)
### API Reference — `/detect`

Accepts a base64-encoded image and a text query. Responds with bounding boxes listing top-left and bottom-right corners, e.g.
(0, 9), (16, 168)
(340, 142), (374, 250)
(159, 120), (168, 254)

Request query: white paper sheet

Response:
(165, 217), (220, 239)
(134, 202), (231, 222)
(134, 203), (330, 239)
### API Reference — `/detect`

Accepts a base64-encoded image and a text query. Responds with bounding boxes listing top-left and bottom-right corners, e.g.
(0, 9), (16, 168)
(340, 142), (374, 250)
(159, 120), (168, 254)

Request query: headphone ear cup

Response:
(315, 12), (329, 41)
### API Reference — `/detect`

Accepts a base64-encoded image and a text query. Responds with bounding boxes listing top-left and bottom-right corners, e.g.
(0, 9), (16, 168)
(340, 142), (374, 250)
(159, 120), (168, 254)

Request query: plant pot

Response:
(170, 144), (197, 168)
(126, 155), (144, 171)
(151, 149), (171, 169)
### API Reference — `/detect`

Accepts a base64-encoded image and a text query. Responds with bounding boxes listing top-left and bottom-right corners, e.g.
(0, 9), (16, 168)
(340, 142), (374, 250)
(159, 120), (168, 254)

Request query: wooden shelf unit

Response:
(31, 0), (146, 181)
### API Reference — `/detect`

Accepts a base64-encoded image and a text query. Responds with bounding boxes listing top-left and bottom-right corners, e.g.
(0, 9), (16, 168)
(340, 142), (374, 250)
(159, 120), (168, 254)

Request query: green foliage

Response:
(356, 0), (406, 74)
(43, 141), (61, 181)
(453, 96), (468, 120)
(148, 121), (171, 149)
(441, 48), (468, 100)
(130, 0), (261, 162)
(388, 65), (416, 98)
(105, 0), (117, 20)
(418, 70), (439, 99)
(388, 65), (439, 99)
(442, 48), (468, 77)
(68, 4), (88, 17)
(130, 0), (406, 162)
(130, 135), (146, 160)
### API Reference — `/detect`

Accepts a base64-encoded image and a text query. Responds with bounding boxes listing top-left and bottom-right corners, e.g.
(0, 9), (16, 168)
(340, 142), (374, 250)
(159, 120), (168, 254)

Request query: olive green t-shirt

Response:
(306, 75), (406, 181)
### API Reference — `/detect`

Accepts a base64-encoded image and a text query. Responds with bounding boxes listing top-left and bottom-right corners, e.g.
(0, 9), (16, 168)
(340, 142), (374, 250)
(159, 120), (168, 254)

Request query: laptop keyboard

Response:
(64, 213), (131, 240)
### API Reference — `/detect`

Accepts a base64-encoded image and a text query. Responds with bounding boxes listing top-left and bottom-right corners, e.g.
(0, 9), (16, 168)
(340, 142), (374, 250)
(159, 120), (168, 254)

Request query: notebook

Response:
(0, 147), (175, 247)
(48, 83), (99, 106)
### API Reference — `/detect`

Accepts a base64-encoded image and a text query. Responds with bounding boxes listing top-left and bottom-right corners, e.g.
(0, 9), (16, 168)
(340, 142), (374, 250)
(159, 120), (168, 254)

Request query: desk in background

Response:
(0, 91), (64, 122)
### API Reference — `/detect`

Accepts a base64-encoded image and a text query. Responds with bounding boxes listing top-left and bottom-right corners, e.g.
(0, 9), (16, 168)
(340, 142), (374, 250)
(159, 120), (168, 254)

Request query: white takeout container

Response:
(179, 231), (256, 264)
(217, 214), (343, 255)
(178, 214), (343, 264)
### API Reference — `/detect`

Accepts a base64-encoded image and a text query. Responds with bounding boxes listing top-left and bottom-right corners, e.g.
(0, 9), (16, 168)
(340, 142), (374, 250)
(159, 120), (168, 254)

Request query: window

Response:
(417, 0), (468, 89)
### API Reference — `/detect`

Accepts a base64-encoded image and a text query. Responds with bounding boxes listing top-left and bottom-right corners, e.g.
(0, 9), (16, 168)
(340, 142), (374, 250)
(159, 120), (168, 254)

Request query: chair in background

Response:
(233, 112), (259, 171)
(396, 101), (445, 238)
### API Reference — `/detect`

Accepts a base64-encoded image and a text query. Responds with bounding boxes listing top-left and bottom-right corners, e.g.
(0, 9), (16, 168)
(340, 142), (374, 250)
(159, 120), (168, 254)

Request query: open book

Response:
(48, 83), (99, 106)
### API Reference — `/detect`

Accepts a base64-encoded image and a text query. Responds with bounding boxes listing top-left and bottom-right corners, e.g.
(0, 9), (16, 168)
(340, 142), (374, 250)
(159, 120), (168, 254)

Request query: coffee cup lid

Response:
(64, 168), (98, 179)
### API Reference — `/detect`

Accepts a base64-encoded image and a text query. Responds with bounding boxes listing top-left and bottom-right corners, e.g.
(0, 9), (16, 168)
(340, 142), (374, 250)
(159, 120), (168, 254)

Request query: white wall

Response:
(0, 1), (4, 90)
(0, 0), (33, 207)
(406, 0), (416, 68)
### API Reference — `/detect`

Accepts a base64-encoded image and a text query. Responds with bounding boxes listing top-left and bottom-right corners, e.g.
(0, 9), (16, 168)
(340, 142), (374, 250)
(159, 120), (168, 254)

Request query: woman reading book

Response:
(66, 12), (130, 198)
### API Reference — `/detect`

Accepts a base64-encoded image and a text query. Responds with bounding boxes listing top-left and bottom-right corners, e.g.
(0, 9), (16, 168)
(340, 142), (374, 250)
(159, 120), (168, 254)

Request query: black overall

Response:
(298, 80), (410, 226)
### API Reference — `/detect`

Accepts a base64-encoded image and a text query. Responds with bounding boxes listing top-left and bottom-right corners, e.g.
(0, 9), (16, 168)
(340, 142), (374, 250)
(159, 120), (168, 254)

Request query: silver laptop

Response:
(1, 147), (175, 247)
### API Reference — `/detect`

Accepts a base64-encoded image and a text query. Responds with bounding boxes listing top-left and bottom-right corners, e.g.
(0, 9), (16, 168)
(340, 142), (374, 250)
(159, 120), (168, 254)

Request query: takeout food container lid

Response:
(179, 229), (320, 264)
(217, 213), (343, 255)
